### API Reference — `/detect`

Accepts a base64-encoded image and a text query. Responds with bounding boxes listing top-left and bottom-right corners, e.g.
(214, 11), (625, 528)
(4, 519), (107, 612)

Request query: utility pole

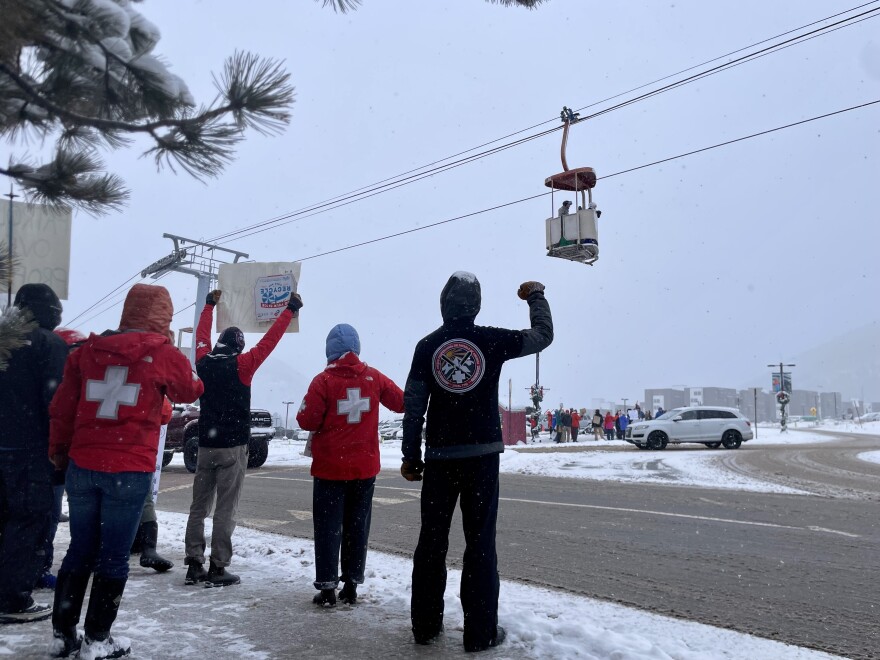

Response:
(282, 400), (296, 439)
(141, 234), (248, 365)
(753, 387), (758, 438)
(4, 185), (19, 308)
(622, 398), (628, 412)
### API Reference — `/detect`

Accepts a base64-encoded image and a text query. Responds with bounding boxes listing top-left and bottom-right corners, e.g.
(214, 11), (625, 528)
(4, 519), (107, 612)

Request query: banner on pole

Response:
(0, 199), (72, 299)
(771, 372), (792, 393)
(216, 261), (301, 333)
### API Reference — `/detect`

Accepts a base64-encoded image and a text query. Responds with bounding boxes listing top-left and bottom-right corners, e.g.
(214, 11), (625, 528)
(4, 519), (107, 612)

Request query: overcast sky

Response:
(50, 0), (880, 416)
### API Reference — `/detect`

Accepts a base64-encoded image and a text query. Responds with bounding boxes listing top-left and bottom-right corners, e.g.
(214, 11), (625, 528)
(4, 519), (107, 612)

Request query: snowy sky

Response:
(52, 0), (880, 417)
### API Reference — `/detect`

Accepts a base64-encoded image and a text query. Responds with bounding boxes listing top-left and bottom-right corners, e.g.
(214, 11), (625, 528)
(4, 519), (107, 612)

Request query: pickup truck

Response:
(165, 405), (275, 472)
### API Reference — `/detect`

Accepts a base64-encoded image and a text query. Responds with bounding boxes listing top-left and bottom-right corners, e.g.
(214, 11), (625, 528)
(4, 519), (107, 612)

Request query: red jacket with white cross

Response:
(49, 331), (203, 473)
(297, 352), (404, 480)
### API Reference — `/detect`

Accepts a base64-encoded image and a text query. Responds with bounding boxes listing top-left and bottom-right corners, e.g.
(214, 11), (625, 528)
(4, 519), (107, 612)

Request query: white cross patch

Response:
(86, 366), (140, 419)
(337, 388), (370, 424)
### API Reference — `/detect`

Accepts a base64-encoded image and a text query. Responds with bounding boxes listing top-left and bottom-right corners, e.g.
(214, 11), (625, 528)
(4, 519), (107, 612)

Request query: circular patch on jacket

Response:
(432, 339), (485, 393)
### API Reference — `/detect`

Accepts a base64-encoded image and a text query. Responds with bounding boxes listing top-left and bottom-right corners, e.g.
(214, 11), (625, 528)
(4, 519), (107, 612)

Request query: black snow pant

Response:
(411, 453), (500, 650)
(0, 451), (53, 613)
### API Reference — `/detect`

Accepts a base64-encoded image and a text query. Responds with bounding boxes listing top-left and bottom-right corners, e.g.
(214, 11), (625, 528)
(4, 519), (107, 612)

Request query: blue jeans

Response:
(0, 451), (53, 612)
(312, 476), (375, 590)
(60, 462), (151, 580)
(411, 453), (500, 649)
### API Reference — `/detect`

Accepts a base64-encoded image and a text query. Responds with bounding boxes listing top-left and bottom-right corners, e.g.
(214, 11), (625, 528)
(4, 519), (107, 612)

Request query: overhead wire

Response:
(64, 3), (880, 325)
(289, 99), (880, 263)
(204, 2), (880, 246)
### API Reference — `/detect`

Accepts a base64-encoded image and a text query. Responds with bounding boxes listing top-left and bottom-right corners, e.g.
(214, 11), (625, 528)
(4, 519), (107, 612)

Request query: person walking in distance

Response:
(297, 324), (404, 608)
(400, 273), (553, 652)
(570, 409), (580, 442)
(0, 285), (67, 625)
(48, 284), (203, 659)
(184, 289), (303, 588)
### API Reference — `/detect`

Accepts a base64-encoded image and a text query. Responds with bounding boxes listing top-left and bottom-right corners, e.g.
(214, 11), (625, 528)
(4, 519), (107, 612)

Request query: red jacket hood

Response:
(325, 352), (368, 378)
(85, 331), (171, 366)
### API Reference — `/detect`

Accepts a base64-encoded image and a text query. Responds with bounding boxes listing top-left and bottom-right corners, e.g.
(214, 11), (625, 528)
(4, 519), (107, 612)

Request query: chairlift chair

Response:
(545, 107), (601, 265)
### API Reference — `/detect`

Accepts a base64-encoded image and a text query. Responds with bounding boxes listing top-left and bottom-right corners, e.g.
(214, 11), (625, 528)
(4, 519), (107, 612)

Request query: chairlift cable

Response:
(204, 3), (879, 246)
(207, 6), (879, 247)
(65, 4), (879, 323)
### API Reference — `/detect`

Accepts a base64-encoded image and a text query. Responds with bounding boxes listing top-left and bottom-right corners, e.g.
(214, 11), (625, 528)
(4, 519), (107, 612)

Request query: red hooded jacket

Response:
(297, 352), (404, 480)
(49, 332), (203, 473)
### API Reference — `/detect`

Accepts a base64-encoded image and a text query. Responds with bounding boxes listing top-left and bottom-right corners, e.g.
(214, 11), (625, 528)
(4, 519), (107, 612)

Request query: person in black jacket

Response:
(400, 272), (553, 652)
(0, 284), (67, 624)
(184, 289), (302, 588)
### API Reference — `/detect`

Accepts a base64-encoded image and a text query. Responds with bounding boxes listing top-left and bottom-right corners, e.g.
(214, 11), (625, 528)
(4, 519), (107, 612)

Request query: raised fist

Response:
(286, 293), (303, 313)
(206, 289), (222, 306)
(517, 281), (545, 300)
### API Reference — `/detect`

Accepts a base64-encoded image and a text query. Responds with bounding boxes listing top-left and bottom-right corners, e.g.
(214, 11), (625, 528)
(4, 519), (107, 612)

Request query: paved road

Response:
(157, 431), (880, 659)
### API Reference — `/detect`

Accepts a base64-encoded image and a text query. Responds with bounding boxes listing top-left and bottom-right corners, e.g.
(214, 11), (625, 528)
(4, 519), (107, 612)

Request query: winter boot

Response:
(77, 634), (131, 660)
(463, 625), (506, 653)
(184, 558), (208, 586)
(204, 560), (240, 588)
(50, 570), (91, 656)
(412, 623), (443, 646)
(312, 588), (336, 608)
(138, 521), (173, 572)
(338, 581), (357, 605)
(128, 523), (145, 555)
(81, 575), (130, 659)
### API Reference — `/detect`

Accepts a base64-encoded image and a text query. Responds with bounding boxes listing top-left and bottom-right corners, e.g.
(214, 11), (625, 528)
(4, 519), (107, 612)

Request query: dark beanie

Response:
(216, 326), (245, 354)
(14, 283), (62, 330)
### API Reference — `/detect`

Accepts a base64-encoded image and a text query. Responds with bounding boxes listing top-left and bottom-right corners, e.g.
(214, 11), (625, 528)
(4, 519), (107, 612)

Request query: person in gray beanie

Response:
(297, 324), (404, 608)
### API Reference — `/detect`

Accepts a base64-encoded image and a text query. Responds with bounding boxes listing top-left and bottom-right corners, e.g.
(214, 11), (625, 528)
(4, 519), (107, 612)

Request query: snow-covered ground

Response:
(857, 450), (880, 465)
(243, 426), (837, 495)
(827, 419), (880, 436)
(2, 511), (841, 660)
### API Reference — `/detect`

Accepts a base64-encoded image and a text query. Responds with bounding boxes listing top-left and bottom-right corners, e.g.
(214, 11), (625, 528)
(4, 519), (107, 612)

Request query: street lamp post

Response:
(767, 361), (796, 431)
(282, 400), (296, 439)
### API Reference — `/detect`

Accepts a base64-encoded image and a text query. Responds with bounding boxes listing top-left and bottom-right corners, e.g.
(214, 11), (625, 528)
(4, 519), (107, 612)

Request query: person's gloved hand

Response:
(517, 281), (545, 300)
(51, 453), (69, 472)
(287, 293), (303, 313)
(400, 458), (425, 482)
(206, 289), (222, 306)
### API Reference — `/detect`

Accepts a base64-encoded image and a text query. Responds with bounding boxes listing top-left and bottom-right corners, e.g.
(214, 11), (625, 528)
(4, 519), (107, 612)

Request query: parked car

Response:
(858, 412), (880, 422)
(625, 406), (754, 450)
(379, 420), (403, 441)
(164, 405), (276, 472)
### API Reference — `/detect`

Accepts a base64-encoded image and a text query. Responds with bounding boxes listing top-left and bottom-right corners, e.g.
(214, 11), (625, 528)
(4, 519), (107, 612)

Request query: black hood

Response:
(440, 271), (481, 323)
(14, 283), (62, 330)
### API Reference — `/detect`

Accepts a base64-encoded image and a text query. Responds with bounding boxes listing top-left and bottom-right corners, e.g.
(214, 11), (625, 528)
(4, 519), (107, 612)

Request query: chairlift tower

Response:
(141, 234), (248, 364)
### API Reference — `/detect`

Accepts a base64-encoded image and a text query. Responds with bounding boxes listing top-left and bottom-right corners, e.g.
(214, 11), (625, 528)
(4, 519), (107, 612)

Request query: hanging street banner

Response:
(217, 261), (301, 333)
(772, 372), (792, 393)
(0, 199), (72, 300)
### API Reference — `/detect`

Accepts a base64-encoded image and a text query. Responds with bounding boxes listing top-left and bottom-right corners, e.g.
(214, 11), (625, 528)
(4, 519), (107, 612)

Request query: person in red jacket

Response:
(570, 409), (581, 442)
(184, 288), (302, 588)
(297, 323), (404, 608)
(48, 284), (204, 659)
(604, 411), (615, 441)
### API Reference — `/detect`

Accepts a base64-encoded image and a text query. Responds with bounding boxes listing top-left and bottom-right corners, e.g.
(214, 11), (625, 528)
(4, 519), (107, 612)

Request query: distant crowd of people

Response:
(528, 403), (668, 443)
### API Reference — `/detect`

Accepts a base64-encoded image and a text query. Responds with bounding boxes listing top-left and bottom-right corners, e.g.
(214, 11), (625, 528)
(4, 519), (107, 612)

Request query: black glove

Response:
(286, 293), (303, 313)
(400, 458), (424, 482)
(517, 281), (545, 301)
(206, 289), (222, 306)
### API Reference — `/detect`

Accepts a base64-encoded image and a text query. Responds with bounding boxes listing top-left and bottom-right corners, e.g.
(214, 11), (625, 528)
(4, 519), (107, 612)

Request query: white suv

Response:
(625, 406), (754, 450)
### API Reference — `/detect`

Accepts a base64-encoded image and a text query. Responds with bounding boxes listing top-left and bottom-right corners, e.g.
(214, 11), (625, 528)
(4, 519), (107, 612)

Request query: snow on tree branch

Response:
(0, 0), (295, 214)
